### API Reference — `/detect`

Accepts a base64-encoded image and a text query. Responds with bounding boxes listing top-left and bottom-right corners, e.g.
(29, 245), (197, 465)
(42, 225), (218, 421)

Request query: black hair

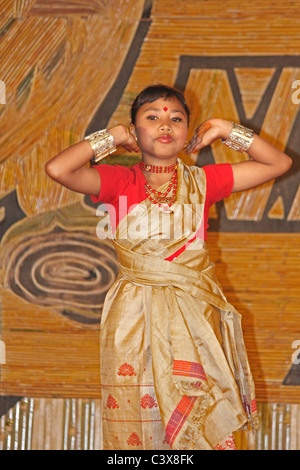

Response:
(130, 84), (190, 125)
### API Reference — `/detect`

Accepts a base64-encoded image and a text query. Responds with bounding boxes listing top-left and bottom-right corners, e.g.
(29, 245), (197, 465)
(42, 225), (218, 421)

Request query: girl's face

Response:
(131, 97), (188, 163)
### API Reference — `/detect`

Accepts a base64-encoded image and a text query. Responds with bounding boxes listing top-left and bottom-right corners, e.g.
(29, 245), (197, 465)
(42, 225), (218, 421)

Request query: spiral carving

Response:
(4, 228), (119, 324)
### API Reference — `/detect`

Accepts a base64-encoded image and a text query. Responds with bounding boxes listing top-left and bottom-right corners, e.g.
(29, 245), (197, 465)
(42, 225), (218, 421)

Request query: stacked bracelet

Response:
(222, 122), (254, 153)
(85, 129), (116, 163)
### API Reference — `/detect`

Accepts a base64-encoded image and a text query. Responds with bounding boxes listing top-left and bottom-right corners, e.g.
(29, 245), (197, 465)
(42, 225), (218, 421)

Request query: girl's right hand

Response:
(186, 119), (232, 154)
(109, 124), (140, 153)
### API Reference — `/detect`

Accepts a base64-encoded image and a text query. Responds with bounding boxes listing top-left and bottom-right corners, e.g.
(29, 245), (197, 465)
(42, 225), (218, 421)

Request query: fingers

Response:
(185, 121), (213, 154)
(123, 134), (140, 153)
(109, 124), (140, 153)
(119, 125), (139, 153)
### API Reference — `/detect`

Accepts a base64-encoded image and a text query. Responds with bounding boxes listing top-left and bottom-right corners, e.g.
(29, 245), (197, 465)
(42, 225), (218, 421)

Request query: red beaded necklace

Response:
(139, 161), (177, 174)
(139, 161), (178, 212)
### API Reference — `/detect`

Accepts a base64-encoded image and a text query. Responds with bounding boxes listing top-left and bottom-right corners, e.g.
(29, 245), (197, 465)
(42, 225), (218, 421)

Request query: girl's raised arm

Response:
(186, 119), (293, 193)
(45, 125), (139, 196)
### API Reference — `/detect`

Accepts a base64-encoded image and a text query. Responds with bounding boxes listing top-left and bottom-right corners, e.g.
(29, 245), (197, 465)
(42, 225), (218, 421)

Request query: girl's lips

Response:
(157, 135), (173, 143)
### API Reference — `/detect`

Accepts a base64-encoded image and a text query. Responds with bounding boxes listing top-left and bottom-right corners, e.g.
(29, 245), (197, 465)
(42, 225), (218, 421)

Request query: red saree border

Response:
(242, 395), (257, 415)
(165, 395), (197, 446)
(172, 359), (207, 381)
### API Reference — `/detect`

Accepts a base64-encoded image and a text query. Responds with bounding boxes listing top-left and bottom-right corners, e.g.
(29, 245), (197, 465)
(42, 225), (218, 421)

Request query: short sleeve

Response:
(203, 163), (234, 207)
(89, 164), (133, 204)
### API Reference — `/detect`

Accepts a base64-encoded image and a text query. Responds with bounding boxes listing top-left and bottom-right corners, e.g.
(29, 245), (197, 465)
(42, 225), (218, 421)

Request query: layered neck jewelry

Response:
(140, 161), (178, 213)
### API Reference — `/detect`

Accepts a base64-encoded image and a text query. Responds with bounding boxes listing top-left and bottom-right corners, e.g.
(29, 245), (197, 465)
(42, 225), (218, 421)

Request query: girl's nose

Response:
(159, 120), (172, 132)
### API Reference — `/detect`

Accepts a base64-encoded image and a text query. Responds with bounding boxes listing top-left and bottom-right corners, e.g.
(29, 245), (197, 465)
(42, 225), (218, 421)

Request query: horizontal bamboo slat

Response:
(152, 0), (300, 19)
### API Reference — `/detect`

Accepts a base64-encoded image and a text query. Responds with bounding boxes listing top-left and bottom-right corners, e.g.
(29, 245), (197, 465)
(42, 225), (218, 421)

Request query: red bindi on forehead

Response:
(163, 107), (168, 112)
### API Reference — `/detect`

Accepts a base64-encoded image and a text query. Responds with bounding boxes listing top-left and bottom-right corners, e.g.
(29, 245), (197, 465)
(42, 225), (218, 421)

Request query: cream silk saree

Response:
(100, 159), (259, 450)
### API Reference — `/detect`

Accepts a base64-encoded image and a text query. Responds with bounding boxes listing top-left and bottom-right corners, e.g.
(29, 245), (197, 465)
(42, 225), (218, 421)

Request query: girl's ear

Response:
(129, 122), (136, 136)
(130, 123), (139, 143)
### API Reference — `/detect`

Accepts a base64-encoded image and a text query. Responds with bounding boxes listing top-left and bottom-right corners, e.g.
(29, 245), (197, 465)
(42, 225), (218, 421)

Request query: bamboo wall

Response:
(1, 397), (300, 450)
(0, 0), (299, 450)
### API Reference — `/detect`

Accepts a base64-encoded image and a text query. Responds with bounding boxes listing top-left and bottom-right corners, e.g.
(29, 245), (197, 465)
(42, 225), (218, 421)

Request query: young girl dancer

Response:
(45, 85), (292, 450)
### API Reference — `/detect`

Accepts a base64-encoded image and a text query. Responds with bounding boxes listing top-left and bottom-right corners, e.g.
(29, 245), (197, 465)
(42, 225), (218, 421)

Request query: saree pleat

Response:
(99, 160), (259, 450)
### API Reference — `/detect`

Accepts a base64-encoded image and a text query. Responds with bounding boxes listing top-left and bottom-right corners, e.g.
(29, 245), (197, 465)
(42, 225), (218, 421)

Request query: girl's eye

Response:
(146, 115), (183, 122)
(146, 115), (158, 120)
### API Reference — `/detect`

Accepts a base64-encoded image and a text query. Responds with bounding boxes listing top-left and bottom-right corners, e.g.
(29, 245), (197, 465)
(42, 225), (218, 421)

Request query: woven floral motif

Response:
(106, 394), (119, 409)
(140, 394), (158, 409)
(127, 432), (142, 446)
(118, 363), (137, 376)
(214, 435), (236, 450)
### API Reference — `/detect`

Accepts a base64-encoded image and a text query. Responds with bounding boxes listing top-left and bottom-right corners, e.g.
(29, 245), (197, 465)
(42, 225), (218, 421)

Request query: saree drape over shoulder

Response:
(99, 159), (259, 450)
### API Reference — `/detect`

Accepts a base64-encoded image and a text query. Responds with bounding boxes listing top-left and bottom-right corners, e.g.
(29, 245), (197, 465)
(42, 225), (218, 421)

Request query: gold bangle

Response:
(85, 129), (116, 163)
(222, 122), (254, 153)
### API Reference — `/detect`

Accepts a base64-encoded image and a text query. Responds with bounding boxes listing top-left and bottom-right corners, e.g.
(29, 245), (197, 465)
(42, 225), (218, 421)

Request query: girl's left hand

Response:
(186, 119), (232, 154)
(109, 124), (140, 153)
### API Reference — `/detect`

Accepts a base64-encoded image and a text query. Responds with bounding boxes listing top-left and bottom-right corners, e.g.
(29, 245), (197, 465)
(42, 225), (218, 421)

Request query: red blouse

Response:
(90, 163), (234, 240)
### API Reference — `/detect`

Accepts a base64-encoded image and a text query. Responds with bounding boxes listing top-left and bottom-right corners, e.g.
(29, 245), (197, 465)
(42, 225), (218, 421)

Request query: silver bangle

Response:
(222, 122), (254, 153)
(85, 129), (116, 163)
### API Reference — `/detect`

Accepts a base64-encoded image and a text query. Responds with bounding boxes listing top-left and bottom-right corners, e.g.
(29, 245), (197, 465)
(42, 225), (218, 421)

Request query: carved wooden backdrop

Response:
(0, 0), (299, 450)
